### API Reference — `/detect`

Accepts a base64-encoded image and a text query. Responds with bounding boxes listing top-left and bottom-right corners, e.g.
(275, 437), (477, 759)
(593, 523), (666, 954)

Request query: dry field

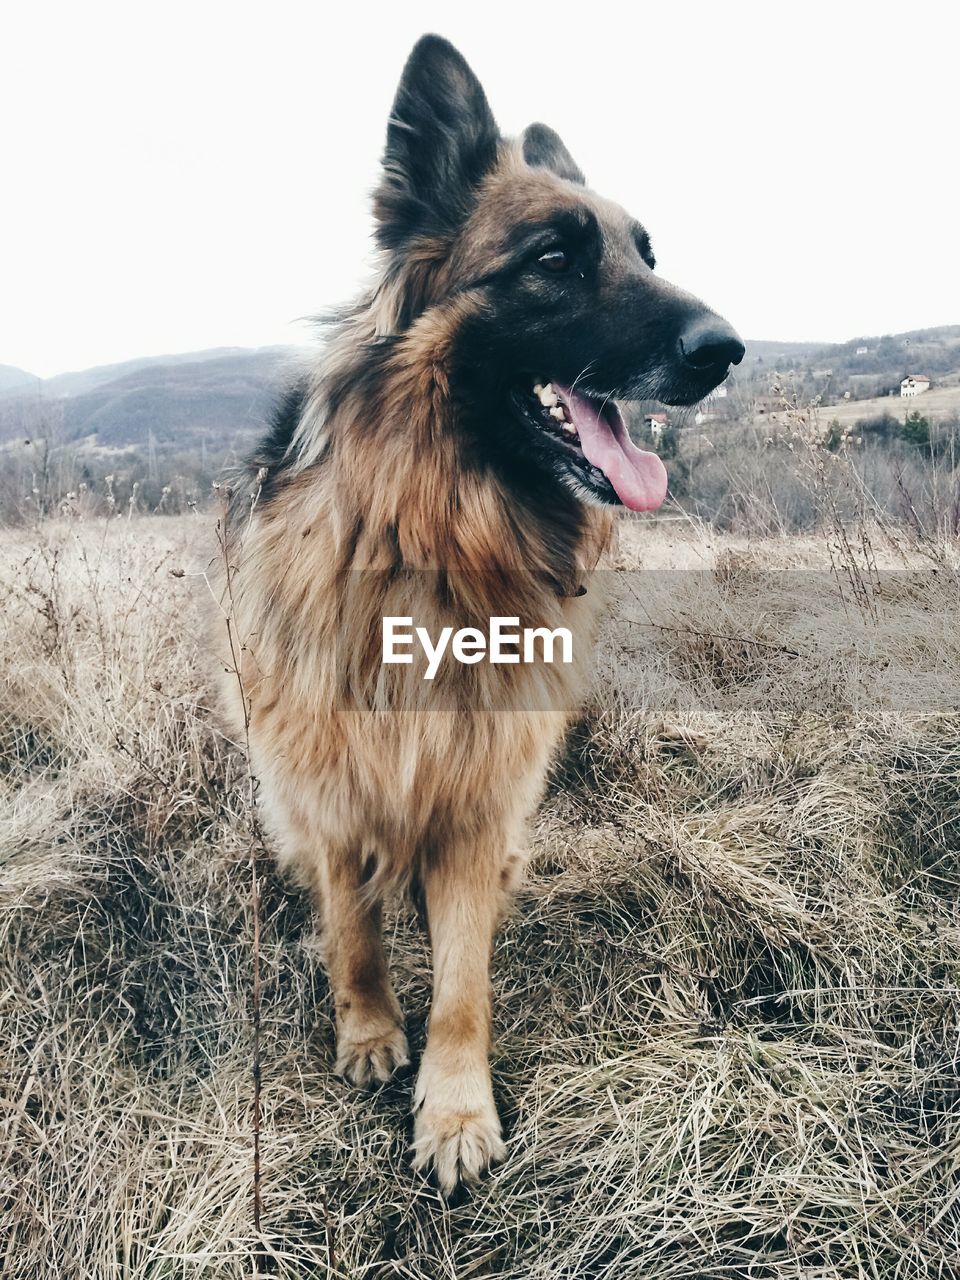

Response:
(804, 382), (960, 430)
(2, 512), (960, 1278)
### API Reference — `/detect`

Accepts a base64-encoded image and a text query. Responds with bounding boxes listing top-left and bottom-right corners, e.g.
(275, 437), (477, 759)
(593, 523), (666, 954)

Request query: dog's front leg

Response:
(412, 835), (508, 1196)
(313, 844), (409, 1087)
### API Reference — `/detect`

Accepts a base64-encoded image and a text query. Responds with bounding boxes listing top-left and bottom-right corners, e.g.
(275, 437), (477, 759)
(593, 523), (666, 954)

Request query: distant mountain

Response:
(41, 347), (297, 400)
(739, 339), (827, 368)
(0, 346), (306, 451)
(60, 348), (303, 448)
(741, 326), (960, 382)
(1, 325), (957, 457)
(0, 364), (40, 397)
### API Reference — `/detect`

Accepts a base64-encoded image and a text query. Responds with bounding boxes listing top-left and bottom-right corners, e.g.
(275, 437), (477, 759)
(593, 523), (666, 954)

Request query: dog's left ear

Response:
(522, 123), (585, 186)
(374, 35), (500, 249)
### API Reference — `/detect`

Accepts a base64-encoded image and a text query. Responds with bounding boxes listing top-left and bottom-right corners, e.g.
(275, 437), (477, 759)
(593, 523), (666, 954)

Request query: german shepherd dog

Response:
(216, 35), (742, 1195)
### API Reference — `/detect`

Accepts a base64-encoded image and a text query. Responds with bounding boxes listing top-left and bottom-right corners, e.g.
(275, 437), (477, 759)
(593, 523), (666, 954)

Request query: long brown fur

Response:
(213, 12), (749, 1190)
(213, 150), (616, 1196)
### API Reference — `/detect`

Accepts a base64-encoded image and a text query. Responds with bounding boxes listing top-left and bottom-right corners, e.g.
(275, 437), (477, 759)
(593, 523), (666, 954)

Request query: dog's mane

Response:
(241, 265), (612, 590)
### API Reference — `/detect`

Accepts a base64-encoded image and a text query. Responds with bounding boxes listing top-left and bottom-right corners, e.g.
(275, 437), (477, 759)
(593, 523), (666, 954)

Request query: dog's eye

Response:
(537, 247), (571, 273)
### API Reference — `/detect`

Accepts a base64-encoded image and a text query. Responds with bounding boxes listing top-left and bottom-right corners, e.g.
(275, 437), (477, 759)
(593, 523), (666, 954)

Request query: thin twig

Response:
(623, 617), (803, 658)
(213, 480), (272, 1275)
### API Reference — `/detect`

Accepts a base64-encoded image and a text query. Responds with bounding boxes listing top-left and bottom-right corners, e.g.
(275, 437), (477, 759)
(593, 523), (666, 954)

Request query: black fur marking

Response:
(521, 123), (585, 186)
(257, 378), (308, 471)
(244, 377), (309, 508)
(501, 208), (599, 259)
(324, 337), (401, 422)
(248, 337), (402, 512)
(374, 35), (500, 249)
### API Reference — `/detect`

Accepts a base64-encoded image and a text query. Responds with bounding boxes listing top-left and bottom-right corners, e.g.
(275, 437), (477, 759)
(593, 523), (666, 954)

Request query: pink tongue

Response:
(553, 384), (668, 512)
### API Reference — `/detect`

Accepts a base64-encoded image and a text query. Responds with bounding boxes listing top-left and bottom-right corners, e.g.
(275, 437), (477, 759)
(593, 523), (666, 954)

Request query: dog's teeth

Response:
(533, 382), (544, 396)
(538, 384), (559, 408)
(561, 422), (577, 437)
(549, 406), (565, 421)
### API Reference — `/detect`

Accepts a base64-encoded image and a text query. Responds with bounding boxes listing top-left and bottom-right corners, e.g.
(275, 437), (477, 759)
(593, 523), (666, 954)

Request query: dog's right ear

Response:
(374, 35), (500, 250)
(522, 123), (585, 186)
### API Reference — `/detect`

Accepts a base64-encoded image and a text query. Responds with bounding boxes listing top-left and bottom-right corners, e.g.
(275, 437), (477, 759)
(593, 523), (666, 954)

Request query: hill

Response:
(55, 348), (302, 449)
(737, 337), (827, 371)
(815, 381), (960, 428)
(735, 325), (960, 409)
(0, 363), (40, 398)
(41, 346), (297, 400)
(0, 325), (957, 523)
(0, 346), (305, 450)
(2, 325), (957, 457)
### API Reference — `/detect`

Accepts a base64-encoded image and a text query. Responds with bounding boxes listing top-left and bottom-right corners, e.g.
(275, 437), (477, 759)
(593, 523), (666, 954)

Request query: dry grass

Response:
(800, 382), (960, 430)
(2, 512), (960, 1278)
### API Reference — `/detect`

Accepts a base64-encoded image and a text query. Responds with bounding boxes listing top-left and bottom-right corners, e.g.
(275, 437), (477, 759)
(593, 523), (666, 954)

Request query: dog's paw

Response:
(335, 1019), (409, 1087)
(411, 1101), (506, 1197)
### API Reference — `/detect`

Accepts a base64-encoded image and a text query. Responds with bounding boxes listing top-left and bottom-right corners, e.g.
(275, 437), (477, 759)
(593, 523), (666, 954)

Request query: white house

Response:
(644, 411), (668, 441)
(856, 346), (869, 355)
(901, 375), (931, 398)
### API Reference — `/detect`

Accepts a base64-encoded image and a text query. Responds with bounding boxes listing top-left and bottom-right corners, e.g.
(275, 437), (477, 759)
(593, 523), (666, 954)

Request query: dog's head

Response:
(373, 35), (744, 513)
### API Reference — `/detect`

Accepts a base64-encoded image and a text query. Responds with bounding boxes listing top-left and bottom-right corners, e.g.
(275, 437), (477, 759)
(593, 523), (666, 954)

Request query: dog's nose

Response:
(679, 316), (745, 372)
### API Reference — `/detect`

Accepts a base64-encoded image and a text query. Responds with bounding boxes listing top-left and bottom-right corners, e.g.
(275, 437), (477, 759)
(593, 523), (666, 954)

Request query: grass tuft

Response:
(2, 514), (960, 1277)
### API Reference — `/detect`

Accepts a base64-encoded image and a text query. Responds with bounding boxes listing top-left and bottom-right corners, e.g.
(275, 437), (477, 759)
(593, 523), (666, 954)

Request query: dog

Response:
(214, 34), (742, 1196)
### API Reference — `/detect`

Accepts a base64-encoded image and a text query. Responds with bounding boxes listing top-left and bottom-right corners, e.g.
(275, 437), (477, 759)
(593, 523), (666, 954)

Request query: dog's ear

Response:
(374, 35), (500, 249)
(521, 123), (585, 186)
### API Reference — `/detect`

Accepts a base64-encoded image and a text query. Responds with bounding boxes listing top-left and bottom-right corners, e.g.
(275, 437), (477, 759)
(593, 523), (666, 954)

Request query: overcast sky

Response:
(3, 0), (957, 377)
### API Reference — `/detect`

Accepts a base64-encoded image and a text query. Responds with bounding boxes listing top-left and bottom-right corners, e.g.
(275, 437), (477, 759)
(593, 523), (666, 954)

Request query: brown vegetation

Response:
(2, 506), (959, 1276)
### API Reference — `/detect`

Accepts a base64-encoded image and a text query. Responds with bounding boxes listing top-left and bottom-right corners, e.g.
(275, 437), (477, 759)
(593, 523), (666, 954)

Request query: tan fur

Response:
(213, 146), (615, 1194)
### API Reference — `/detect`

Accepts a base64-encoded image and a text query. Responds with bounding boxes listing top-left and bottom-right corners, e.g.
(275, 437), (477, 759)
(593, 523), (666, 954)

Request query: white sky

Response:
(3, 0), (958, 378)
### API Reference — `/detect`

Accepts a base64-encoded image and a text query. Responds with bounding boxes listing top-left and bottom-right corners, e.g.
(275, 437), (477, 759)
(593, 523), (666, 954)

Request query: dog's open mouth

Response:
(514, 378), (668, 512)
